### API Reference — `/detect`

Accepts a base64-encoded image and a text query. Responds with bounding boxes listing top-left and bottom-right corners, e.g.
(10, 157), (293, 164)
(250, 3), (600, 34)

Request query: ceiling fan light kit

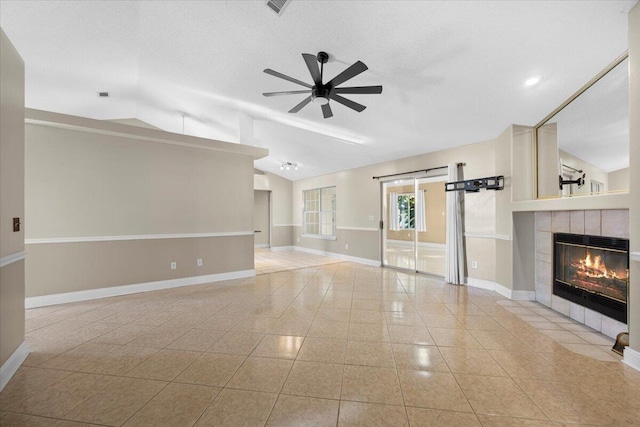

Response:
(263, 51), (382, 118)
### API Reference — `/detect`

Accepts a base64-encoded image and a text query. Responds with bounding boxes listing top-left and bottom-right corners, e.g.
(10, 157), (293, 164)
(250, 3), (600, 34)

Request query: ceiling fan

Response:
(263, 51), (383, 119)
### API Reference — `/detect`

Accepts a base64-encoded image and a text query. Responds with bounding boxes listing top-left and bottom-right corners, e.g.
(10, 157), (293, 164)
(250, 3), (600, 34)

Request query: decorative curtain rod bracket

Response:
(445, 176), (504, 193)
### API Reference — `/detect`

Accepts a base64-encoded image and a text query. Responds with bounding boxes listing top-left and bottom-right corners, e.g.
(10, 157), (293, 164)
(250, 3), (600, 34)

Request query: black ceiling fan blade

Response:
(321, 103), (333, 119)
(289, 96), (312, 113)
(329, 93), (366, 112)
(263, 90), (312, 97)
(333, 85), (383, 95)
(264, 69), (313, 89)
(327, 61), (368, 88)
(302, 53), (322, 86)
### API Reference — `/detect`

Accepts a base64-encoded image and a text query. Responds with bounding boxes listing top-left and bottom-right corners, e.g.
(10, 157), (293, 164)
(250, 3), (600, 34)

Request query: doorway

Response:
(254, 190), (270, 248)
(381, 175), (447, 275)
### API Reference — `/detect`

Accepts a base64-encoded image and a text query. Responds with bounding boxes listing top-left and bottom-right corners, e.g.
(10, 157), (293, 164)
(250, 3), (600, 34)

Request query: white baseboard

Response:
(269, 246), (294, 252)
(254, 244), (270, 248)
(25, 269), (255, 309)
(466, 277), (495, 291)
(466, 277), (535, 301)
(623, 347), (640, 372)
(293, 246), (381, 267)
(0, 341), (30, 392)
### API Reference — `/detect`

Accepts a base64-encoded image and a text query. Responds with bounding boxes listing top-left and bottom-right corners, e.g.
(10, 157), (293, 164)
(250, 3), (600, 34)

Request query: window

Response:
(303, 186), (336, 238)
(591, 180), (603, 194)
(397, 194), (415, 229)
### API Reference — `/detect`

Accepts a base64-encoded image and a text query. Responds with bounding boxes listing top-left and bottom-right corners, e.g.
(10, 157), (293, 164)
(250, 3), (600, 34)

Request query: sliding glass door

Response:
(382, 175), (447, 276)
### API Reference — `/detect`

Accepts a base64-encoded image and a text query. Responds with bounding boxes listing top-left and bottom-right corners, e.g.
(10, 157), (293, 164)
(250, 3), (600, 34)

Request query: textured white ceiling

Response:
(0, 0), (635, 180)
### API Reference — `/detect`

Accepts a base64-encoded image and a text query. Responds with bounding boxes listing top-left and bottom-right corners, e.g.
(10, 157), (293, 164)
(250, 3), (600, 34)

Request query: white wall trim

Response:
(293, 246), (381, 267)
(273, 224), (295, 227)
(464, 232), (511, 241)
(631, 251), (640, 262)
(0, 341), (30, 392)
(270, 246), (294, 252)
(25, 269), (255, 308)
(336, 226), (379, 232)
(292, 224), (303, 228)
(623, 347), (640, 373)
(466, 277), (535, 301)
(387, 239), (446, 249)
(25, 231), (254, 245)
(254, 244), (270, 248)
(0, 251), (26, 268)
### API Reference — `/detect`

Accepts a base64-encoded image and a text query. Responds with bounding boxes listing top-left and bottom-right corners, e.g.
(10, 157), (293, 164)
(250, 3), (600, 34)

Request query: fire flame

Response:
(578, 252), (624, 280)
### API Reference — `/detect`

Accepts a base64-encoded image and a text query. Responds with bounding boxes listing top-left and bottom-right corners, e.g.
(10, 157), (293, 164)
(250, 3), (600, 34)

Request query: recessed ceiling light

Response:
(524, 76), (541, 87)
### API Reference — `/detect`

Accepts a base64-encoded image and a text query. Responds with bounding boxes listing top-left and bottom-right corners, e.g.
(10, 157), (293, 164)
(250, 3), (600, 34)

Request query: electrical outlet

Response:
(345, 243), (349, 250)
(171, 262), (177, 270)
(297, 237), (300, 242)
(369, 215), (374, 221)
(197, 258), (203, 267)
(471, 261), (478, 269)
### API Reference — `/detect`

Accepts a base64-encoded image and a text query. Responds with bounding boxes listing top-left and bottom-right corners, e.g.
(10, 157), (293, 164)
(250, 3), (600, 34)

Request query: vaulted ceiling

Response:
(0, 0), (635, 180)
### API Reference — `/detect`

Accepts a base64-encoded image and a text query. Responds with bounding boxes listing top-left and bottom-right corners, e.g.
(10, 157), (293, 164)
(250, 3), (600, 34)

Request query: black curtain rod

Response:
(372, 163), (465, 180)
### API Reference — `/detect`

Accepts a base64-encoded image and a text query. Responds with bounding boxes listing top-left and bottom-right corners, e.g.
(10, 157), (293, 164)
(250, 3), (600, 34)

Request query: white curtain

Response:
(389, 192), (400, 231)
(445, 163), (465, 285)
(415, 190), (426, 232)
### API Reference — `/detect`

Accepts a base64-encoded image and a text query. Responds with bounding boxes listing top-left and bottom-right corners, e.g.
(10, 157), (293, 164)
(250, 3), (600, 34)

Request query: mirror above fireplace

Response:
(536, 53), (629, 199)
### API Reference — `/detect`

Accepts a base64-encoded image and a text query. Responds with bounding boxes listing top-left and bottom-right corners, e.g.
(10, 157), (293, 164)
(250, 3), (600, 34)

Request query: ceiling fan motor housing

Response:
(311, 86), (330, 105)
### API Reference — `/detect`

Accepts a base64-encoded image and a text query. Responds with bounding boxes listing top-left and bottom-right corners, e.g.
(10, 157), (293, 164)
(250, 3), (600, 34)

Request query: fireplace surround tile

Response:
(535, 283), (551, 307)
(601, 209), (629, 239)
(535, 231), (552, 255)
(569, 303), (585, 324)
(601, 316), (627, 339)
(535, 211), (551, 232)
(551, 296), (571, 317)
(570, 211), (585, 234)
(535, 252), (551, 263)
(584, 211), (601, 236)
(584, 308), (602, 331)
(535, 260), (551, 286)
(551, 211), (570, 233)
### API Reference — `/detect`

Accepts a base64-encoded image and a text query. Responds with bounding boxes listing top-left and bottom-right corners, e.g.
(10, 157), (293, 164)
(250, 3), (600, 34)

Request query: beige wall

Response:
(265, 171), (293, 247)
(253, 191), (270, 246)
(0, 29), (26, 369)
(26, 236), (253, 297)
(608, 167), (629, 191)
(293, 137), (499, 283)
(628, 2), (640, 354)
(25, 111), (263, 297)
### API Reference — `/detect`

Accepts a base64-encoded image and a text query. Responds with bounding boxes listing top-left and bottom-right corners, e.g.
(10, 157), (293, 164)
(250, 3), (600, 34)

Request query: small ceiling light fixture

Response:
(524, 76), (541, 87)
(281, 162), (298, 171)
(98, 91), (109, 97)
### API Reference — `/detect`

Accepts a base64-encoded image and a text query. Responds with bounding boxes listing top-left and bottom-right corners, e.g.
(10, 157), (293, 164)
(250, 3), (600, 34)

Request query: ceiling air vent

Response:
(98, 92), (109, 98)
(266, 0), (290, 16)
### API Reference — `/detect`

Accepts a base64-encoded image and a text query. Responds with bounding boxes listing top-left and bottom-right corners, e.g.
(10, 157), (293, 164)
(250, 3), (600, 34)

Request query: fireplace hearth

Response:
(553, 233), (629, 323)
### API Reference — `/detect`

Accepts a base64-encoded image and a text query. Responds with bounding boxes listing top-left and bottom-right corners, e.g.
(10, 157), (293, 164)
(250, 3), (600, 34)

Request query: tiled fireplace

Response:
(535, 210), (629, 338)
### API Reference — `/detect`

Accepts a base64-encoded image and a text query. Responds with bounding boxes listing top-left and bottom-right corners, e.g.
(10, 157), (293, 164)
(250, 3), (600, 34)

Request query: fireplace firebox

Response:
(553, 233), (629, 323)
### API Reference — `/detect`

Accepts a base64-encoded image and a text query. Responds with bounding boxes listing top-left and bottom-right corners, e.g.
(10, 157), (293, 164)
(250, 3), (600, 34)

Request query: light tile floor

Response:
(2, 261), (640, 426)
(255, 248), (343, 275)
